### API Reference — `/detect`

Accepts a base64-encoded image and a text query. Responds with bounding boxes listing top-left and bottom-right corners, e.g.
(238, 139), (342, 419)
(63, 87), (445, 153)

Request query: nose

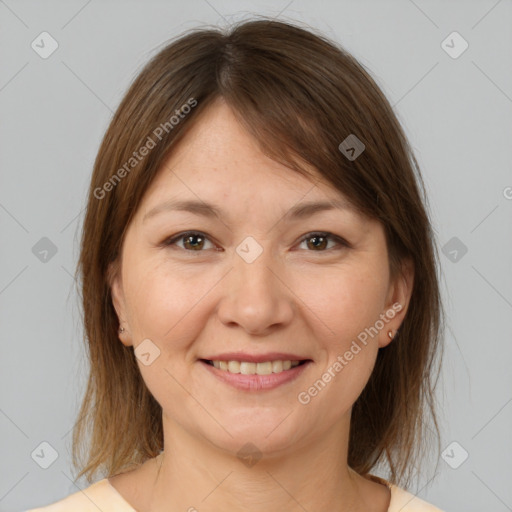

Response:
(216, 239), (294, 336)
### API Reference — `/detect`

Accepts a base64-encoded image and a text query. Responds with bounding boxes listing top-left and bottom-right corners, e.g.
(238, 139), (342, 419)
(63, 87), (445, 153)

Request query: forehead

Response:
(139, 99), (359, 218)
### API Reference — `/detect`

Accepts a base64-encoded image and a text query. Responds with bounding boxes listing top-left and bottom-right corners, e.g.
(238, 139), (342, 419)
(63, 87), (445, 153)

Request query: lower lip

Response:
(200, 360), (312, 391)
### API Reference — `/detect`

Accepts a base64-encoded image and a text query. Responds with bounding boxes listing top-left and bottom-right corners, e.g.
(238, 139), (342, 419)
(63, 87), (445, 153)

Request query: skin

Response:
(108, 97), (414, 512)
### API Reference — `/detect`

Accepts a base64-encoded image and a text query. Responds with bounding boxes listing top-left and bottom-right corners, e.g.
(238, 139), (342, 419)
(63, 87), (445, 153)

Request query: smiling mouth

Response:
(200, 359), (310, 375)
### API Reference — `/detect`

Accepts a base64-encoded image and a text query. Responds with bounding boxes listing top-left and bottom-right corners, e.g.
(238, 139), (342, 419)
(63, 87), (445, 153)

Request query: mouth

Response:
(199, 358), (313, 391)
(200, 358), (310, 375)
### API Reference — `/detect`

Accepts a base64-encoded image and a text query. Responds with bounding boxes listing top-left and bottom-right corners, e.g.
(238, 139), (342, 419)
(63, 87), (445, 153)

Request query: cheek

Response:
(123, 261), (220, 350)
(299, 269), (386, 412)
(122, 264), (215, 413)
(297, 273), (383, 412)
(299, 265), (388, 345)
(303, 345), (378, 427)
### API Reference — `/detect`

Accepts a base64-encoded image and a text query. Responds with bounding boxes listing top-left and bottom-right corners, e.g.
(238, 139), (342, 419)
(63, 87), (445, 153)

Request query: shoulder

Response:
(25, 478), (136, 512)
(365, 473), (445, 512)
(389, 484), (445, 512)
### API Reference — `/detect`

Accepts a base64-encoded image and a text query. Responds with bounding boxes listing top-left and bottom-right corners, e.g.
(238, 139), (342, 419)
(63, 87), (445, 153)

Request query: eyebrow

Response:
(142, 198), (354, 223)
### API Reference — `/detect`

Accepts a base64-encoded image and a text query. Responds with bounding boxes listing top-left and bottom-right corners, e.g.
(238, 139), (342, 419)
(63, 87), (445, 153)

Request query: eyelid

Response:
(297, 231), (350, 249)
(162, 231), (218, 251)
(162, 230), (350, 252)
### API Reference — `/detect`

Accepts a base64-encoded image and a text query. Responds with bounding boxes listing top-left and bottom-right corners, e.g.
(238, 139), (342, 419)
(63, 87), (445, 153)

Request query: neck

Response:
(142, 413), (387, 512)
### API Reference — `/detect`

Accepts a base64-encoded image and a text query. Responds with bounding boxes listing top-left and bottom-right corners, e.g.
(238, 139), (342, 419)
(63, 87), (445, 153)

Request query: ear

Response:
(378, 257), (414, 348)
(107, 260), (133, 347)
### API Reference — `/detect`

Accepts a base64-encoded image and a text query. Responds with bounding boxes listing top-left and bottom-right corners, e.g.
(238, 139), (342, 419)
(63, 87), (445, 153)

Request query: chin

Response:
(206, 413), (305, 457)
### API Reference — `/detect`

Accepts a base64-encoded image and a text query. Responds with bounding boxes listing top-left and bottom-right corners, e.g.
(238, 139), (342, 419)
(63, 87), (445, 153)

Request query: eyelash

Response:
(161, 231), (349, 253)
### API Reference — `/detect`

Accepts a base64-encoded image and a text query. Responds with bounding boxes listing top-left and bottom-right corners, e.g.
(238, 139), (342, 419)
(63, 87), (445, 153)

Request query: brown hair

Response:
(72, 17), (445, 488)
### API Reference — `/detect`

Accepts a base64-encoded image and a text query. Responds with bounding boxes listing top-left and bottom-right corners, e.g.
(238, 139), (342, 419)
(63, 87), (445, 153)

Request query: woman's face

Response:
(110, 98), (413, 457)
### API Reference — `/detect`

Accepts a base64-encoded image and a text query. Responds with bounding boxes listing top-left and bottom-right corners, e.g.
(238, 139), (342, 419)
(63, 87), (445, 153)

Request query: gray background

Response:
(1, 1), (511, 511)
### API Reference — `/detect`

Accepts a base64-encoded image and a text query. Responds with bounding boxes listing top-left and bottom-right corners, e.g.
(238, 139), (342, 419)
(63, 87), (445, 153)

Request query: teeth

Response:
(272, 360), (283, 373)
(208, 359), (302, 375)
(240, 361), (257, 374)
(228, 361), (240, 373)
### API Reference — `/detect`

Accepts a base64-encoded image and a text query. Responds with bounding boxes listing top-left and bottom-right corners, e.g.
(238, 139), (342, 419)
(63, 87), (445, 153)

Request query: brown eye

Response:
(182, 233), (205, 250)
(162, 231), (348, 254)
(305, 234), (328, 251)
(299, 232), (348, 251)
(164, 231), (215, 251)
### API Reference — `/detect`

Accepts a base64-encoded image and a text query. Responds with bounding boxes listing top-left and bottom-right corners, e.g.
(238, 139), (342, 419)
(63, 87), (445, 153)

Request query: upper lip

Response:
(201, 352), (312, 363)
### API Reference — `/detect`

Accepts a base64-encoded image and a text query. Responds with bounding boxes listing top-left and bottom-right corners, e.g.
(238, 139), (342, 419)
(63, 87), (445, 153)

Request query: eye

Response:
(297, 232), (349, 252)
(162, 231), (349, 253)
(163, 231), (216, 252)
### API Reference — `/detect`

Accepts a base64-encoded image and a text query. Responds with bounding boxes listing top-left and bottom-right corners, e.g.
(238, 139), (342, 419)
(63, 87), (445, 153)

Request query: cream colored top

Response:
(26, 474), (444, 511)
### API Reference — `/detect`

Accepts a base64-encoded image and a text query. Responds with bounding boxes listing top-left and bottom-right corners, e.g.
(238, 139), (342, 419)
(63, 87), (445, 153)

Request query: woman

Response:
(28, 18), (445, 512)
